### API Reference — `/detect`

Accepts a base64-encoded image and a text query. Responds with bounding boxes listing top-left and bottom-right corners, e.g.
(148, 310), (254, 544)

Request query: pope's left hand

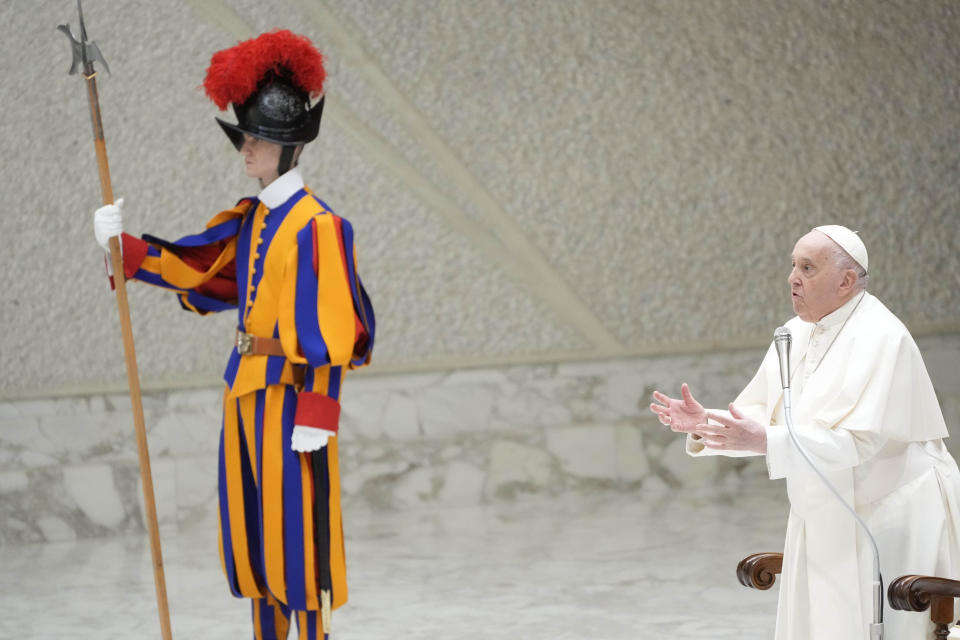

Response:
(696, 404), (767, 454)
(291, 426), (335, 452)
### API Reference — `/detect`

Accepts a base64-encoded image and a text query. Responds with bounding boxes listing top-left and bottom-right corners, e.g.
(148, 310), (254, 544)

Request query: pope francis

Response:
(650, 225), (960, 639)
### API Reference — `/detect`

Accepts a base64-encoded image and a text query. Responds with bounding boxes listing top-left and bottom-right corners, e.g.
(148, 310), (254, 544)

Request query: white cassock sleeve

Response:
(765, 423), (887, 479)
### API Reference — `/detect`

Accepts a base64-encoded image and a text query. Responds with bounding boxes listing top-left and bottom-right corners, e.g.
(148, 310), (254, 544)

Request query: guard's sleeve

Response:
(277, 214), (376, 431)
(120, 203), (248, 314)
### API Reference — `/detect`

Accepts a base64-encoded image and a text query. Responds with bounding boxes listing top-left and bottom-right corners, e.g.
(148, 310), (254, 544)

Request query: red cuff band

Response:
(294, 392), (341, 433)
(121, 233), (149, 279)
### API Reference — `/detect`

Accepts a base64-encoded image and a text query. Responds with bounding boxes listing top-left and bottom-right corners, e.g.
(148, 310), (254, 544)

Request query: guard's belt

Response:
(235, 330), (285, 357)
(234, 330), (306, 388)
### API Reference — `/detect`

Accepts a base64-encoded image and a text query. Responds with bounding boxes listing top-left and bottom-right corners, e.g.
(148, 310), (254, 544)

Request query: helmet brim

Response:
(214, 97), (324, 150)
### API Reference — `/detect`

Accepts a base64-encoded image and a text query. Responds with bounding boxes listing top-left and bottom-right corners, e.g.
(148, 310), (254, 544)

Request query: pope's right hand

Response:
(94, 198), (124, 251)
(649, 383), (707, 433)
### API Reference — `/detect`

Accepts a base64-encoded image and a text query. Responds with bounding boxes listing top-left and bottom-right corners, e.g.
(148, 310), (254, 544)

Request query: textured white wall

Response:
(1, 0), (958, 397)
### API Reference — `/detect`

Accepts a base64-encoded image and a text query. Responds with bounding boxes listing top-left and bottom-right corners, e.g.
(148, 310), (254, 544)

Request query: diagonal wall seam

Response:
(290, 0), (623, 351)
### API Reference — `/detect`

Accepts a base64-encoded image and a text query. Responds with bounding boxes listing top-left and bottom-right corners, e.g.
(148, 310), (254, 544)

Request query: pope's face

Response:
(240, 134), (281, 185)
(787, 231), (849, 322)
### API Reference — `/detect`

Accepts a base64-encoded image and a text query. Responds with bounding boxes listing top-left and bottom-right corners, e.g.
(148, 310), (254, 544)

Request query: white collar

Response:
(815, 291), (866, 330)
(258, 167), (304, 209)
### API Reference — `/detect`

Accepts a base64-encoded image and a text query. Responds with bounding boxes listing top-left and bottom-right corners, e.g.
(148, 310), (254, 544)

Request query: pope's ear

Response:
(838, 268), (858, 293)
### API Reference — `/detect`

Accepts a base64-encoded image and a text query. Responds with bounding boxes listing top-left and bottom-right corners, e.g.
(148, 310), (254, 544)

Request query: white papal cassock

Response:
(688, 292), (960, 640)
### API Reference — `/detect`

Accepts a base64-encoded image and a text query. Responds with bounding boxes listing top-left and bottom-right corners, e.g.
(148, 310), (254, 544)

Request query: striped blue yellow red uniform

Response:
(120, 184), (374, 639)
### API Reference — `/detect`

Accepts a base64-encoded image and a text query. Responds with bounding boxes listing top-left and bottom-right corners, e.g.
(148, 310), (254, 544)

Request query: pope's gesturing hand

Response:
(649, 383), (707, 433)
(698, 403), (768, 453)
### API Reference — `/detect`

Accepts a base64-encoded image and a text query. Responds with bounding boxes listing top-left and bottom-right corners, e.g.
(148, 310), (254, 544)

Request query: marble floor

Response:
(0, 483), (790, 640)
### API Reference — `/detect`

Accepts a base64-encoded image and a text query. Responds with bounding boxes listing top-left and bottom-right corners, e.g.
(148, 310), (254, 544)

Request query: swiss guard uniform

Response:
(101, 31), (374, 640)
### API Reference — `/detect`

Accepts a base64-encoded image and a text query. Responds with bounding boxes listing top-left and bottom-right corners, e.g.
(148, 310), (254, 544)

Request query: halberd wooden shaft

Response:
(85, 68), (174, 640)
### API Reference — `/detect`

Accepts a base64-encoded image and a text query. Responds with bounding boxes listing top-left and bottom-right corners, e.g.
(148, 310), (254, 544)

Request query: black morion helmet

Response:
(215, 72), (325, 151)
(203, 30), (327, 175)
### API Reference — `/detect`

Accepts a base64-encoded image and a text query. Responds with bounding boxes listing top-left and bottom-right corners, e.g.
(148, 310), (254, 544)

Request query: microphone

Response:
(772, 326), (884, 639)
(774, 326), (792, 391)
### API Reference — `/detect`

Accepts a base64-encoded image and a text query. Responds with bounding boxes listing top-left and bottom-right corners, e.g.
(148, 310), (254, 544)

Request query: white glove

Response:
(94, 198), (124, 251)
(291, 426), (335, 452)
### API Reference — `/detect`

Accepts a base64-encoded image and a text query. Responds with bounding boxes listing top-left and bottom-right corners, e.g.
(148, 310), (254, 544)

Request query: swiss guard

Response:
(92, 30), (375, 640)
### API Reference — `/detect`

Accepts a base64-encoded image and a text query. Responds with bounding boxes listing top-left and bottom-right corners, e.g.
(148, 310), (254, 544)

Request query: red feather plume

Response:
(203, 30), (326, 111)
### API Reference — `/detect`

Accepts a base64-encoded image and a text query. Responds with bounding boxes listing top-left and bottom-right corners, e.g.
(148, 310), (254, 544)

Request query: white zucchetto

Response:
(813, 224), (868, 273)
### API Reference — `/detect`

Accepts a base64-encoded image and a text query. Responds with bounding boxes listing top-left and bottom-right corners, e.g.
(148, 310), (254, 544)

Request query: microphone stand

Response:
(774, 328), (884, 640)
